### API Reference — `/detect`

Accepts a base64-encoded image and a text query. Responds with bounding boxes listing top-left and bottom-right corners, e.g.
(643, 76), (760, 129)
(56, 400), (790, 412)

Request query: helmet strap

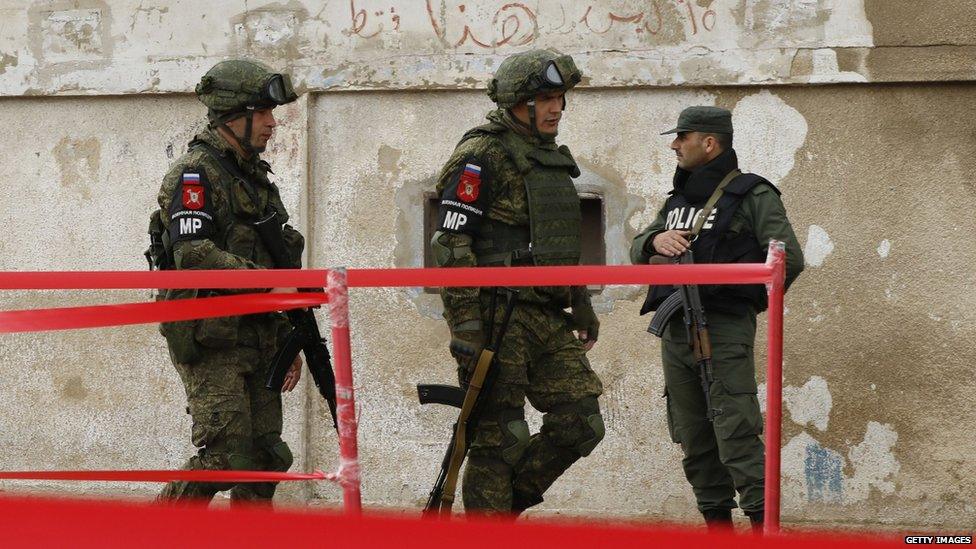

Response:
(214, 110), (256, 158)
(242, 110), (256, 156)
(527, 99), (541, 138)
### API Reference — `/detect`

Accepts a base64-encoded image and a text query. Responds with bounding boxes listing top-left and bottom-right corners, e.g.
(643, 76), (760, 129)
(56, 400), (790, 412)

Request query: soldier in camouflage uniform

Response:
(152, 59), (306, 504)
(631, 107), (804, 531)
(430, 49), (605, 515)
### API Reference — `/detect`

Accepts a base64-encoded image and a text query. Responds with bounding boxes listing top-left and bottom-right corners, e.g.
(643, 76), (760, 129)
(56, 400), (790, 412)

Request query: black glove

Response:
(568, 288), (599, 343)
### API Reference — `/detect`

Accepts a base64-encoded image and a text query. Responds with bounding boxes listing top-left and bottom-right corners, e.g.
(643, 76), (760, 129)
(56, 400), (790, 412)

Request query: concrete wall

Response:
(1, 0), (974, 530)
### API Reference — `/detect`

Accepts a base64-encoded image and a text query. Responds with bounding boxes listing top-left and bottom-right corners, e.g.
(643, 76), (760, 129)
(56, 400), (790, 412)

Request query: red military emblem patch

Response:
(183, 185), (204, 210)
(457, 163), (482, 203)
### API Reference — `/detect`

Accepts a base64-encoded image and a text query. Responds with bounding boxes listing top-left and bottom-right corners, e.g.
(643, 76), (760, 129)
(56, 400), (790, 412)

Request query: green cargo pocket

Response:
(194, 315), (241, 348)
(662, 388), (680, 443)
(190, 409), (241, 449)
(713, 380), (763, 440)
(159, 289), (201, 364)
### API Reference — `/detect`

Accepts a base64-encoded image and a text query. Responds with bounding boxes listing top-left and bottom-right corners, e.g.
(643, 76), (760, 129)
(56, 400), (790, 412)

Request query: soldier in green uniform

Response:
(430, 49), (605, 515)
(151, 59), (306, 504)
(630, 107), (804, 531)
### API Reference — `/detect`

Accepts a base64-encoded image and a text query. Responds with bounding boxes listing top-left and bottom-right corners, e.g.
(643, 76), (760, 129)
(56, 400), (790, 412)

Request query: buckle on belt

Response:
(510, 244), (533, 262)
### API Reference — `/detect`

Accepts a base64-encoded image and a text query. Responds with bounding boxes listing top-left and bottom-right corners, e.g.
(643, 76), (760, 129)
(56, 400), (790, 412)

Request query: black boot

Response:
(746, 510), (764, 534)
(701, 509), (734, 532)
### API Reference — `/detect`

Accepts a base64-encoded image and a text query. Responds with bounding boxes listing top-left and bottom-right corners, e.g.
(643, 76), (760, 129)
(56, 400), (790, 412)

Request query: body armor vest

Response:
(190, 141), (275, 268)
(461, 124), (583, 268)
(641, 173), (776, 316)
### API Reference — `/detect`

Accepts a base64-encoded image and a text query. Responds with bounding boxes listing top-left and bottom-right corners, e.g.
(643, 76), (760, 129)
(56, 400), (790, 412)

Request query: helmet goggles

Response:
(254, 73), (298, 108)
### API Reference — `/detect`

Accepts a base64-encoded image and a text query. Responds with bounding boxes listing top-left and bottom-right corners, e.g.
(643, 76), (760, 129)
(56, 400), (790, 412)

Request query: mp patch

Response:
(437, 158), (489, 235)
(168, 169), (216, 243)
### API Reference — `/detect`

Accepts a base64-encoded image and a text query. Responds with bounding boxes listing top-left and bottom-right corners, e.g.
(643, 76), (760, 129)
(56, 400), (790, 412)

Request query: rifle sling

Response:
(691, 169), (740, 238)
(190, 140), (265, 217)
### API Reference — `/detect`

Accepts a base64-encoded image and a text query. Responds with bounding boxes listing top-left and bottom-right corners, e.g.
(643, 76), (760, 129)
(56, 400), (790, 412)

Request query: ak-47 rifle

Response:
(417, 287), (519, 516)
(647, 251), (722, 422)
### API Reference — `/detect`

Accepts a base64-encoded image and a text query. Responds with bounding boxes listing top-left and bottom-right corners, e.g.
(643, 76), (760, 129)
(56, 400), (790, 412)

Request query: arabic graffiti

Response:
(346, 0), (718, 46)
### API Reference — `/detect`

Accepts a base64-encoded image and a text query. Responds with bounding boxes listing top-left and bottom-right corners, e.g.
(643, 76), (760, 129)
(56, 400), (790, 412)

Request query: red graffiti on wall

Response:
(579, 1), (716, 36)
(346, 0), (400, 38)
(426, 1), (537, 48)
(346, 0), (717, 45)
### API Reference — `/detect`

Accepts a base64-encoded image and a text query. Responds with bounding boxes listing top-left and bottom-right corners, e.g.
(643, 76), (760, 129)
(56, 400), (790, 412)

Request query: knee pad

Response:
(501, 419), (531, 466)
(574, 397), (605, 457)
(548, 396), (605, 457)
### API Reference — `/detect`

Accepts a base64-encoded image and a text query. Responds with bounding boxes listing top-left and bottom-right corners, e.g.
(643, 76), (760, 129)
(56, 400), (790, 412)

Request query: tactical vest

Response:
(640, 173), (776, 316)
(460, 124), (583, 268)
(189, 140), (278, 269)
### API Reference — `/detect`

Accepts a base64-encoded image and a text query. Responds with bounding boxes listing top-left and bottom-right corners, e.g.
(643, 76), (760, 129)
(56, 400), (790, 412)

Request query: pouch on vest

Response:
(158, 289), (201, 364)
(194, 314), (241, 349)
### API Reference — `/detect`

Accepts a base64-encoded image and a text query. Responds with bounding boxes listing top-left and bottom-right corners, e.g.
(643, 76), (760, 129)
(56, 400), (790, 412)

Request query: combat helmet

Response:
(487, 49), (582, 135)
(195, 59), (298, 153)
(487, 49), (581, 108)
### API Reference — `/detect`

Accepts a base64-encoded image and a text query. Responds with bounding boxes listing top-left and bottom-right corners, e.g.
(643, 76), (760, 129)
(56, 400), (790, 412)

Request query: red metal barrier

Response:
(0, 494), (905, 549)
(328, 268), (362, 514)
(0, 243), (789, 529)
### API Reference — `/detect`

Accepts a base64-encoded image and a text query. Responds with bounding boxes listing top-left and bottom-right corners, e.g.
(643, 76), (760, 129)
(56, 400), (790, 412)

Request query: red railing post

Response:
(327, 268), (362, 514)
(763, 240), (787, 534)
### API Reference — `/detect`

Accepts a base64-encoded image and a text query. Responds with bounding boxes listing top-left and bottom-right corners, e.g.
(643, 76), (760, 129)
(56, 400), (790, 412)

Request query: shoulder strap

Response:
(691, 169), (740, 237)
(723, 172), (779, 196)
(189, 140), (263, 211)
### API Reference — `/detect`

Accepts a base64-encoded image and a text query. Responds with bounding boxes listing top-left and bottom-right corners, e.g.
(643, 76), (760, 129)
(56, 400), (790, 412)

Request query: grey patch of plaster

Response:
(53, 136), (100, 201)
(877, 239), (891, 258)
(393, 170), (443, 320)
(378, 145), (404, 178)
(61, 375), (89, 400)
(784, 375), (832, 431)
(573, 163), (648, 310)
(230, 1), (310, 65)
(804, 224), (834, 267)
(27, 0), (114, 87)
(732, 90), (807, 185)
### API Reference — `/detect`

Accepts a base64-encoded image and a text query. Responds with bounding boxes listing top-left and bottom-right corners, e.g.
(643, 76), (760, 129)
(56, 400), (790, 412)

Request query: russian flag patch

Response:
(457, 163), (481, 203)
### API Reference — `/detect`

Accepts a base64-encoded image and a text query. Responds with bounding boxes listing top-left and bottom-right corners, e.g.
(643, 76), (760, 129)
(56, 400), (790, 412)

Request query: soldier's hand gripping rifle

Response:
(417, 287), (519, 516)
(254, 211), (338, 431)
(647, 251), (721, 422)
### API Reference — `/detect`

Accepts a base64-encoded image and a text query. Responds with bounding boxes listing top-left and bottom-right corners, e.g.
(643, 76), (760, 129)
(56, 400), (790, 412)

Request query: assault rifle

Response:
(417, 287), (519, 516)
(255, 212), (338, 431)
(647, 251), (721, 422)
(189, 140), (338, 431)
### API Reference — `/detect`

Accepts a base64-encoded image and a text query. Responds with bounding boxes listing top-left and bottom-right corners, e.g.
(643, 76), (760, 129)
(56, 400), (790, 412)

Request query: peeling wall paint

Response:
(10, 0), (972, 96)
(804, 224), (834, 267)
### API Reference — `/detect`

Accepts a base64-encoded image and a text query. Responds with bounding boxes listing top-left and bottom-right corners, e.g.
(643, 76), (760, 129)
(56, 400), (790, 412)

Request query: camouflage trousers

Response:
(662, 338), (764, 514)
(159, 329), (292, 504)
(459, 297), (604, 515)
